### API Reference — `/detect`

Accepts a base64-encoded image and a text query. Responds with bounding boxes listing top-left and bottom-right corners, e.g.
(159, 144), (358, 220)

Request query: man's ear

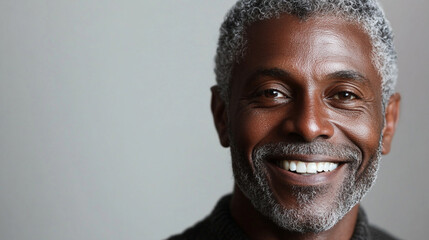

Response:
(211, 86), (230, 147)
(381, 93), (401, 155)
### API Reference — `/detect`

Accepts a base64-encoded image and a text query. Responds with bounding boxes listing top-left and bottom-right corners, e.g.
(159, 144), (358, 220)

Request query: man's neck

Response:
(230, 185), (359, 240)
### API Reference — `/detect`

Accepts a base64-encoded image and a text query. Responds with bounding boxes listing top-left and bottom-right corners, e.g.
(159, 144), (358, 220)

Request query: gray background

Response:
(0, 1), (428, 239)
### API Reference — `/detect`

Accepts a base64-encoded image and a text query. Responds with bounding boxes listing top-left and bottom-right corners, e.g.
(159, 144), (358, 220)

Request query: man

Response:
(169, 0), (400, 239)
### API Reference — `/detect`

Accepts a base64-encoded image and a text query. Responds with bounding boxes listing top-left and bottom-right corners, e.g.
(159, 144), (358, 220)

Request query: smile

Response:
(265, 158), (347, 186)
(276, 160), (339, 174)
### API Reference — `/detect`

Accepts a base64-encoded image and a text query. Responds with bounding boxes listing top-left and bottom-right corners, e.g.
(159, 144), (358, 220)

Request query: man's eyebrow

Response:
(248, 68), (292, 82)
(327, 70), (369, 83)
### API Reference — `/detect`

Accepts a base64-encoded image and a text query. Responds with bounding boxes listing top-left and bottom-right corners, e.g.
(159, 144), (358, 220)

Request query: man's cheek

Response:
(231, 110), (274, 151)
(343, 119), (382, 173)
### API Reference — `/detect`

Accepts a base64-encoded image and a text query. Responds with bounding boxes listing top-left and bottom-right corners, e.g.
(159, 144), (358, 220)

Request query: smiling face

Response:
(211, 14), (400, 233)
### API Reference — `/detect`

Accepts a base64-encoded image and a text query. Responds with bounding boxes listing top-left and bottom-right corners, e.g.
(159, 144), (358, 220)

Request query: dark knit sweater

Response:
(167, 194), (398, 240)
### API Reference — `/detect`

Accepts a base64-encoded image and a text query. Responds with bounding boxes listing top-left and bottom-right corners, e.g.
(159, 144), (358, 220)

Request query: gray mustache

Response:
(253, 141), (361, 163)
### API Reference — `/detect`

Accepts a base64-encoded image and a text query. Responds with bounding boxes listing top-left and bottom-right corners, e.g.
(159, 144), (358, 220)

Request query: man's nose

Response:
(281, 97), (334, 142)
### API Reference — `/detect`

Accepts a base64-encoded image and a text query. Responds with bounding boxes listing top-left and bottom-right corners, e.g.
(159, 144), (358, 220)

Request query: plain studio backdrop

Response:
(1, 1), (428, 239)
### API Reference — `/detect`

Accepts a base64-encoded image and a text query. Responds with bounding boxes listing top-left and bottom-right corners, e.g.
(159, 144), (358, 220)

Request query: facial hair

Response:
(230, 140), (382, 233)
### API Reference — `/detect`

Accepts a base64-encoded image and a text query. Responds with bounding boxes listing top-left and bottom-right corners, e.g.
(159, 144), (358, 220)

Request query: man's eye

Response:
(262, 89), (285, 98)
(332, 91), (358, 100)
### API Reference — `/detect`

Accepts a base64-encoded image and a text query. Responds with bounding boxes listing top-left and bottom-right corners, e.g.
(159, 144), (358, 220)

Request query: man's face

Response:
(213, 14), (394, 232)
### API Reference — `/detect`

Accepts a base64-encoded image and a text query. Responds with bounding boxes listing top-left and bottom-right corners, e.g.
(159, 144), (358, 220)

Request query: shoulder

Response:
(167, 216), (218, 240)
(167, 216), (215, 240)
(368, 225), (401, 240)
(353, 207), (400, 240)
(166, 194), (248, 240)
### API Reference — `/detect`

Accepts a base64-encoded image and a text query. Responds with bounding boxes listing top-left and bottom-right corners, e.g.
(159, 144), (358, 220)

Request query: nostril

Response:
(281, 115), (334, 142)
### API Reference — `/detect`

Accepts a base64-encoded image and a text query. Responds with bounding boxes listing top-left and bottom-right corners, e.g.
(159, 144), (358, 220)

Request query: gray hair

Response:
(214, 0), (398, 106)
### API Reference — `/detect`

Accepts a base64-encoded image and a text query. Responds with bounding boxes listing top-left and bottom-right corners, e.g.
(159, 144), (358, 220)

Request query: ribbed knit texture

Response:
(167, 194), (399, 240)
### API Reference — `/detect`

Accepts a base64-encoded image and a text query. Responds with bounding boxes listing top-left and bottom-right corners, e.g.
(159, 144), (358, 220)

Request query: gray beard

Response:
(231, 140), (382, 233)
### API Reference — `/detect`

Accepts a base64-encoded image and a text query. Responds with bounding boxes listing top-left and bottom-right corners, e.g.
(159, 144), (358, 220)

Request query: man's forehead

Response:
(231, 13), (380, 88)
(245, 14), (370, 47)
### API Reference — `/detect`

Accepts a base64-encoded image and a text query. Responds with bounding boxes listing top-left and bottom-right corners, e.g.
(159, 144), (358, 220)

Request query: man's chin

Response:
(234, 161), (379, 233)
(235, 173), (343, 233)
(265, 191), (350, 233)
(247, 183), (348, 233)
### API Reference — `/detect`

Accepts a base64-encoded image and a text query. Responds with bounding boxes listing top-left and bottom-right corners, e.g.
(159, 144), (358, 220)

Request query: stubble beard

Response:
(230, 139), (382, 233)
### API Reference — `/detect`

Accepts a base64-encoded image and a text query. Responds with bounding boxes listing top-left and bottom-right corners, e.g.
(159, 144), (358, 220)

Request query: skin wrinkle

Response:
(243, 68), (374, 115)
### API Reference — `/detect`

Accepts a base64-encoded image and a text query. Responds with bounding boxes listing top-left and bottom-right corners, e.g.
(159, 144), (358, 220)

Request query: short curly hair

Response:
(214, 0), (397, 106)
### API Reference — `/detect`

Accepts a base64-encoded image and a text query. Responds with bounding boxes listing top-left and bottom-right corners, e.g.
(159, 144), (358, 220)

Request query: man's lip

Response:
(267, 154), (353, 164)
(265, 159), (347, 186)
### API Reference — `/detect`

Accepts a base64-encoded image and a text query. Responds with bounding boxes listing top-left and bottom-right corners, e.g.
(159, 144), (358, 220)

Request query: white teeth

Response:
(307, 162), (317, 173)
(296, 161), (307, 173)
(317, 162), (324, 172)
(289, 161), (297, 171)
(323, 162), (330, 172)
(283, 161), (290, 170)
(329, 163), (338, 171)
(278, 160), (340, 174)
